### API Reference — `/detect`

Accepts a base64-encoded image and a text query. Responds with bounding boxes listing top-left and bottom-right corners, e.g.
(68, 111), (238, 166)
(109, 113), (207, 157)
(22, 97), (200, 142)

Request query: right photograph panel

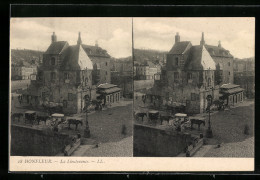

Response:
(133, 17), (255, 157)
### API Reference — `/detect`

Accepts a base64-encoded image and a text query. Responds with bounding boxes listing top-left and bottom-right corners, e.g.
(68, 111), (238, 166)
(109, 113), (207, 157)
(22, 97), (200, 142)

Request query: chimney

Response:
(175, 32), (180, 43)
(218, 40), (222, 48)
(77, 32), (82, 45)
(51, 32), (57, 43)
(200, 32), (205, 46)
(95, 40), (99, 47)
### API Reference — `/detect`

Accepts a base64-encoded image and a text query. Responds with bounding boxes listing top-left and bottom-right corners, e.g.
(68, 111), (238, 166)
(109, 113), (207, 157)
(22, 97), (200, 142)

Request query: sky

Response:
(10, 18), (132, 58)
(133, 18), (255, 59)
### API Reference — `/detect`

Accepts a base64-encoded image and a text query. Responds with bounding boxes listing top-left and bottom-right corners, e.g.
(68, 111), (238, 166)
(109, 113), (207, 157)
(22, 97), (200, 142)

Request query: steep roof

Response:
(45, 41), (69, 54)
(220, 84), (240, 89)
(185, 45), (216, 70)
(97, 83), (117, 89)
(168, 41), (192, 54)
(82, 44), (110, 58)
(205, 45), (233, 58)
(61, 45), (93, 70)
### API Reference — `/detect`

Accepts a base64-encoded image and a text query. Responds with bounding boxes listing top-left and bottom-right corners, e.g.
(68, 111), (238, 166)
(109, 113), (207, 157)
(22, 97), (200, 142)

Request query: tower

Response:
(95, 40), (99, 47)
(200, 32), (205, 46)
(218, 40), (222, 48)
(77, 32), (82, 45)
(51, 32), (57, 43)
(175, 32), (180, 43)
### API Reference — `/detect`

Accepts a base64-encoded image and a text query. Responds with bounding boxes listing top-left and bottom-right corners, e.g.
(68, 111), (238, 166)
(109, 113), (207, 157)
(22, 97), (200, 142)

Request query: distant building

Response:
(82, 41), (111, 85)
(110, 60), (133, 98)
(233, 58), (255, 98)
(11, 66), (37, 80)
(111, 71), (133, 98)
(135, 61), (159, 80)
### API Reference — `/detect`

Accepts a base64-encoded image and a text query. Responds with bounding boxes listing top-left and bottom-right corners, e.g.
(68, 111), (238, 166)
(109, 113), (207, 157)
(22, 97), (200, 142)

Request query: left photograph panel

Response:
(9, 18), (133, 157)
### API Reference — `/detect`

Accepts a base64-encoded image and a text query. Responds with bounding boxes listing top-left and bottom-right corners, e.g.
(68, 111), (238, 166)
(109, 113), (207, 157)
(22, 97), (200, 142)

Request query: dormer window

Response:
(51, 57), (56, 65)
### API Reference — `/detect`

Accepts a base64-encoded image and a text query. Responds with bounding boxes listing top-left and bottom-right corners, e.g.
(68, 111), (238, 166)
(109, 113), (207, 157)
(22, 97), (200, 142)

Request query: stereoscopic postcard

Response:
(9, 17), (255, 172)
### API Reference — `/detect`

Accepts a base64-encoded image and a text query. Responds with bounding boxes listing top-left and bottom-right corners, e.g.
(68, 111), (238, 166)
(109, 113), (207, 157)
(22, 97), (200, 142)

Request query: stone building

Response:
(135, 61), (159, 80)
(233, 58), (255, 98)
(23, 32), (94, 114)
(146, 32), (220, 114)
(83, 41), (111, 85)
(202, 33), (234, 85)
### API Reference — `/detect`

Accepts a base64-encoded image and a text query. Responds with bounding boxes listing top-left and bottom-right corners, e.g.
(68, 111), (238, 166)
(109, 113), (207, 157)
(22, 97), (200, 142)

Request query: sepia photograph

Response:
(9, 17), (133, 157)
(8, 15), (255, 172)
(133, 18), (255, 157)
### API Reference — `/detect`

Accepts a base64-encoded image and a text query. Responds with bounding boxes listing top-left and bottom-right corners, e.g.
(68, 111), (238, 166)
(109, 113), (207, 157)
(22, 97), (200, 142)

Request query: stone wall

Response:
(11, 124), (71, 156)
(134, 124), (192, 157)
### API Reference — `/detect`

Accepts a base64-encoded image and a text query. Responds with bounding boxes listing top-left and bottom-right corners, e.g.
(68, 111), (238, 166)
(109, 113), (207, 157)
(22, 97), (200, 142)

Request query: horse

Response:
(135, 112), (147, 122)
(190, 119), (205, 130)
(159, 114), (172, 125)
(67, 119), (83, 130)
(36, 115), (50, 125)
(11, 113), (23, 122)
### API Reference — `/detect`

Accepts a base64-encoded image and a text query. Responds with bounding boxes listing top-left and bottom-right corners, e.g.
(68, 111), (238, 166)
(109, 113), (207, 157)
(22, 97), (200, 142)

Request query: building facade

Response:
(82, 42), (111, 85)
(11, 66), (37, 80)
(202, 33), (234, 85)
(23, 32), (94, 114)
(146, 32), (220, 114)
(135, 61), (159, 80)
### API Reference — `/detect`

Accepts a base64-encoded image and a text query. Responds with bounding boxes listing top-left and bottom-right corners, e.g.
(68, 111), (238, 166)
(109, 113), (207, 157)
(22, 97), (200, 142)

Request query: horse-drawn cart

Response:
(148, 110), (160, 124)
(24, 111), (37, 125)
(172, 113), (190, 131)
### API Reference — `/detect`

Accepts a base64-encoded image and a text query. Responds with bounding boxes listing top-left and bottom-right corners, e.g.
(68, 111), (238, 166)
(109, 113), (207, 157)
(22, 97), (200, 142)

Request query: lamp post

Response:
(84, 94), (91, 138)
(206, 95), (213, 138)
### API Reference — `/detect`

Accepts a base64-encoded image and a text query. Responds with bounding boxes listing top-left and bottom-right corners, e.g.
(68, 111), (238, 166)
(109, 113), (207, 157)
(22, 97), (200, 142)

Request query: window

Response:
(38, 71), (43, 80)
(106, 62), (108, 66)
(208, 78), (211, 87)
(191, 93), (196, 101)
(44, 59), (48, 65)
(228, 62), (231, 66)
(64, 72), (69, 80)
(51, 57), (56, 65)
(175, 57), (179, 66)
(187, 72), (192, 80)
(68, 93), (73, 101)
(106, 71), (107, 75)
(229, 71), (231, 75)
(63, 100), (67, 108)
(51, 72), (56, 80)
(174, 72), (179, 79)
